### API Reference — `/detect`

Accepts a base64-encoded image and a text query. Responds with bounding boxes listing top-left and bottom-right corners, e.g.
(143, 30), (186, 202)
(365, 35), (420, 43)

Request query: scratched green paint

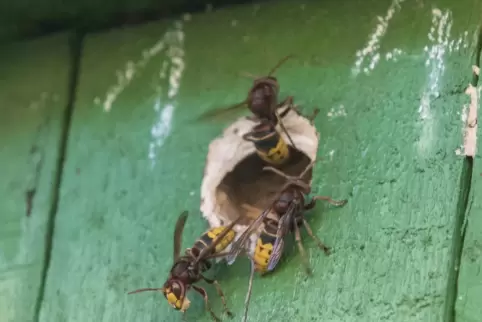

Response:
(37, 1), (482, 322)
(0, 34), (71, 322)
(455, 157), (482, 321)
(454, 159), (480, 322)
(450, 25), (482, 322)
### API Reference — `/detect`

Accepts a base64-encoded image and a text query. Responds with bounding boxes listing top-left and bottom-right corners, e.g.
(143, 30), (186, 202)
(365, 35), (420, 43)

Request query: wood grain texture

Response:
(455, 129), (482, 320)
(37, 0), (481, 321)
(0, 34), (71, 322)
(454, 15), (482, 322)
(454, 159), (480, 322)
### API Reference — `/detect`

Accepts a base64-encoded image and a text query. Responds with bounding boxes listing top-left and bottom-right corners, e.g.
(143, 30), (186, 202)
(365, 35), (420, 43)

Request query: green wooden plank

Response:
(454, 161), (481, 322)
(0, 34), (72, 322)
(455, 58), (482, 321)
(0, 0), (253, 43)
(39, 1), (481, 321)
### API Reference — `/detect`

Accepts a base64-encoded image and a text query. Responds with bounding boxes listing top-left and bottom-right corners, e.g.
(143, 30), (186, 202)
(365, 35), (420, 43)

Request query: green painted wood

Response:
(454, 160), (480, 322)
(455, 85), (482, 322)
(0, 0), (251, 43)
(38, 1), (481, 321)
(0, 34), (72, 322)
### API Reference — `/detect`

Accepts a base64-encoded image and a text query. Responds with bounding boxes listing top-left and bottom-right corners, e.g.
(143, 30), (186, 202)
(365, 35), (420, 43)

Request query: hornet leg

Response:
(305, 196), (348, 210)
(277, 96), (297, 118)
(302, 218), (331, 255)
(242, 255), (257, 322)
(294, 222), (312, 276)
(202, 276), (233, 318)
(308, 108), (320, 124)
(276, 113), (297, 150)
(192, 285), (221, 322)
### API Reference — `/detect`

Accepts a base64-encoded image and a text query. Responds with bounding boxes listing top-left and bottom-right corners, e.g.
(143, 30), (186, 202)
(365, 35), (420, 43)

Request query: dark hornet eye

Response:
(171, 282), (183, 299)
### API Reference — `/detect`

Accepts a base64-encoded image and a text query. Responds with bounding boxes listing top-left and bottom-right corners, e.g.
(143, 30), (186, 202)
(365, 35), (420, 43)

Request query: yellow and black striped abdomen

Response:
(253, 227), (278, 273)
(243, 124), (290, 165)
(256, 133), (290, 165)
(193, 226), (236, 256)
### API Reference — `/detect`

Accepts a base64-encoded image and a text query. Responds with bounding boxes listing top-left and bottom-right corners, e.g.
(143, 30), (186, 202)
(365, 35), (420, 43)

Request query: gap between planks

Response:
(444, 24), (482, 322)
(32, 32), (84, 322)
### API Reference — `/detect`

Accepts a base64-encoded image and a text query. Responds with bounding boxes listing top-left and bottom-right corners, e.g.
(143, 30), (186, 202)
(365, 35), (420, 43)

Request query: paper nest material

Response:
(200, 105), (320, 261)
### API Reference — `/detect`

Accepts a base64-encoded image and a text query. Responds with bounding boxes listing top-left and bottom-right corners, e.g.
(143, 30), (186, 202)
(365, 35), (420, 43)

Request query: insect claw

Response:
(329, 198), (348, 207)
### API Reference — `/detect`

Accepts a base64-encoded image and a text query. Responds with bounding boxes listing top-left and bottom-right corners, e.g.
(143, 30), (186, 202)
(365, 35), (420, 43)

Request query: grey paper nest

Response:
(200, 106), (320, 258)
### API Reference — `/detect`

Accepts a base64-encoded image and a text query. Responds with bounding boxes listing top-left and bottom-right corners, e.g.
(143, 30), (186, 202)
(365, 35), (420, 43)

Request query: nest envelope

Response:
(200, 106), (320, 258)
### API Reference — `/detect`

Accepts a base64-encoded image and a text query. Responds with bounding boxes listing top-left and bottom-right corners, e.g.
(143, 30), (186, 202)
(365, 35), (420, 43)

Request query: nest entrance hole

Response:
(215, 147), (313, 226)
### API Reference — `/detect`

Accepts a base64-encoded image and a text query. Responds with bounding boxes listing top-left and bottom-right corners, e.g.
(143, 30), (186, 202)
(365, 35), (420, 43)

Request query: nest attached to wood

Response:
(200, 105), (320, 257)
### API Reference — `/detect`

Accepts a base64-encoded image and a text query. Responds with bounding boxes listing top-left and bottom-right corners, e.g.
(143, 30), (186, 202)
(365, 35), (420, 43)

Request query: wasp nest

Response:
(200, 106), (320, 255)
